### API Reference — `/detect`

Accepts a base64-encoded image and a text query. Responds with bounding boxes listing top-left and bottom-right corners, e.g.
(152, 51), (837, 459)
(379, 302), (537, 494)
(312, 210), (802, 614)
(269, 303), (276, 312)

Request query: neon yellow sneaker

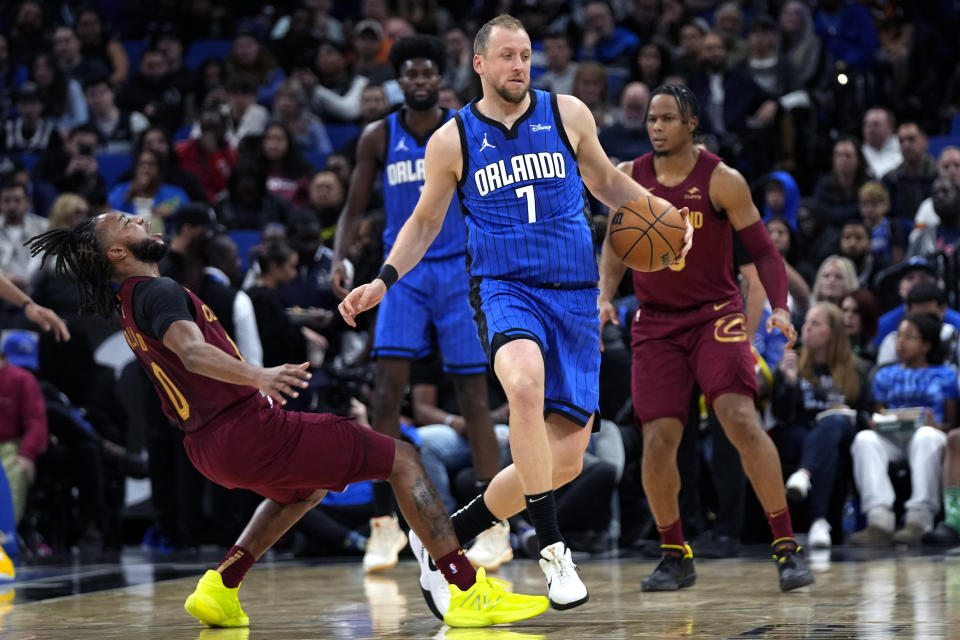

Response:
(184, 570), (249, 627)
(0, 546), (13, 582)
(444, 568), (549, 628)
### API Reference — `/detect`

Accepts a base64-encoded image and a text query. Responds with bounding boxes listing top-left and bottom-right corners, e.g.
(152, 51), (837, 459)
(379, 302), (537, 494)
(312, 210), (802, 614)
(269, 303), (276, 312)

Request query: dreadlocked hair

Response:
(649, 83), (701, 127)
(25, 218), (117, 318)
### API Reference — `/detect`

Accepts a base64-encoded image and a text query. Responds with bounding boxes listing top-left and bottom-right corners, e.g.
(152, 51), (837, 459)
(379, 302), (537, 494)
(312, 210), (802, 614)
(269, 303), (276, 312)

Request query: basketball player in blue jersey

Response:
(330, 36), (502, 574)
(341, 14), (692, 611)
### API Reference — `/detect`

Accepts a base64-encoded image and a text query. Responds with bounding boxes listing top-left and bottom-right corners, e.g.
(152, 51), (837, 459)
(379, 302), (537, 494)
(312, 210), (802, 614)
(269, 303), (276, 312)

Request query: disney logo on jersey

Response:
(386, 158), (425, 186)
(529, 123), (552, 132)
(474, 152), (566, 196)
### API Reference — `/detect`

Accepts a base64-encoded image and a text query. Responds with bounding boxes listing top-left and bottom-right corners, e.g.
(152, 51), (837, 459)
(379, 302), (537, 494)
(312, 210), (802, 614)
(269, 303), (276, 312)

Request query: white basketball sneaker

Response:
(466, 520), (514, 571)
(408, 529), (450, 620)
(538, 541), (588, 610)
(363, 515), (408, 573)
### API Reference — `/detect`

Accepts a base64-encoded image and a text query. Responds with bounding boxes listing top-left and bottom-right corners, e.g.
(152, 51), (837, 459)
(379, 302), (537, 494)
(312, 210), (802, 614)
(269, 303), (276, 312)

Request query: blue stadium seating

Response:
(121, 40), (148, 80)
(97, 153), (133, 189)
(304, 150), (329, 171)
(325, 124), (361, 151)
(928, 135), (960, 159)
(228, 230), (262, 271)
(184, 40), (233, 70)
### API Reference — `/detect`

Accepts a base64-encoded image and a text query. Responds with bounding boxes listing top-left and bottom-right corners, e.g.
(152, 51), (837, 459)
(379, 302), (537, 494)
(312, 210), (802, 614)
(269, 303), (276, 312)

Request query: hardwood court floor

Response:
(2, 550), (960, 639)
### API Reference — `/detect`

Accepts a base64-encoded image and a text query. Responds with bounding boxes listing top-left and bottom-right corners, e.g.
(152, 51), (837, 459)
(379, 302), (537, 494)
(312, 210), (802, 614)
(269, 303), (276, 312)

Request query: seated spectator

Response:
(303, 170), (346, 245)
(578, 0), (640, 67)
(29, 52), (88, 131)
(534, 32), (578, 96)
(186, 59), (227, 125)
(761, 171), (801, 231)
(215, 159), (294, 231)
(907, 177), (960, 258)
(773, 303), (871, 548)
(796, 198), (840, 270)
(250, 123), (314, 208)
(876, 282), (960, 370)
(1, 82), (62, 155)
(744, 14), (796, 100)
(300, 39), (369, 125)
(850, 313), (957, 546)
(32, 124), (106, 206)
(924, 426), (960, 545)
(715, 2), (750, 68)
(226, 29), (286, 107)
(272, 79), (333, 155)
(812, 137), (868, 227)
(811, 255), (858, 307)
(442, 27), (477, 102)
(0, 179), (47, 290)
(277, 211), (341, 317)
(689, 31), (778, 181)
(52, 25), (108, 85)
(883, 122), (938, 220)
(628, 42), (673, 93)
(176, 110), (237, 203)
(840, 219), (884, 290)
(30, 193), (91, 317)
(841, 289), (879, 363)
(572, 62), (613, 128)
(221, 74), (269, 149)
(246, 242), (326, 371)
(107, 150), (189, 231)
(873, 256), (960, 340)
(152, 28), (194, 107)
(116, 47), (184, 134)
(351, 20), (395, 87)
(0, 34), (18, 122)
(858, 181), (905, 266)
(779, 0), (833, 103)
(7, 0), (50, 70)
(0, 332), (47, 525)
(75, 6), (128, 87)
(82, 76), (148, 155)
(915, 146), (960, 231)
(862, 107), (901, 180)
(118, 127), (207, 204)
(813, 0), (878, 75)
(203, 234), (263, 367)
(765, 215), (813, 314)
(269, 6), (321, 72)
(598, 82), (652, 166)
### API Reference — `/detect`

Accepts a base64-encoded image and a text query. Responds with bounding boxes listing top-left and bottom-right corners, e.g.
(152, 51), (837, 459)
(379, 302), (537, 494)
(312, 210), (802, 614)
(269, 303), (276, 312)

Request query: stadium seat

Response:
(97, 153), (133, 189)
(16, 153), (38, 171)
(304, 150), (329, 171)
(173, 124), (193, 143)
(184, 40), (233, 70)
(325, 124), (361, 151)
(228, 230), (262, 272)
(122, 40), (148, 80)
(928, 135), (960, 159)
(950, 112), (960, 137)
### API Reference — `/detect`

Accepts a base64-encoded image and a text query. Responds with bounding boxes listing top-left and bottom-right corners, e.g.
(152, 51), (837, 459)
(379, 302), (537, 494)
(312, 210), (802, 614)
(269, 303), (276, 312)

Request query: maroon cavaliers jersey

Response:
(117, 277), (260, 432)
(630, 150), (741, 312)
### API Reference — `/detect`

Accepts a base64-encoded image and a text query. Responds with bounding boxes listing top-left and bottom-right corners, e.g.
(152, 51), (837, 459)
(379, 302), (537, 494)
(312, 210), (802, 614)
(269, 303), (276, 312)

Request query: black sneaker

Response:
(641, 544), (696, 591)
(774, 542), (815, 592)
(922, 522), (960, 545)
(693, 530), (741, 558)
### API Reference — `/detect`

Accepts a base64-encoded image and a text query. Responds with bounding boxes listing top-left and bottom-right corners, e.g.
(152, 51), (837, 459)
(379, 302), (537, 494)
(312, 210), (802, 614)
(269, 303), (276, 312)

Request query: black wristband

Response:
(376, 264), (399, 290)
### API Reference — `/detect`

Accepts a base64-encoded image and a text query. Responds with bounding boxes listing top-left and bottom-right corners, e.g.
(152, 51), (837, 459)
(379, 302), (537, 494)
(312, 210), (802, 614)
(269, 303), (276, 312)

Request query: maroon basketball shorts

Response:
(183, 395), (396, 505)
(630, 299), (758, 426)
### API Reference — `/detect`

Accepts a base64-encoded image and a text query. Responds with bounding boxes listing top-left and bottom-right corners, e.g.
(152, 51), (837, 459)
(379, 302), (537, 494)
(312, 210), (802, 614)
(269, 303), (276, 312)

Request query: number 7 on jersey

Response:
(516, 185), (536, 223)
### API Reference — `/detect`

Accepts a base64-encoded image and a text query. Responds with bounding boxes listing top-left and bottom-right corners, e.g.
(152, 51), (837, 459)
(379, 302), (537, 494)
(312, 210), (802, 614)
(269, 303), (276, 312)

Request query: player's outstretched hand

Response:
(766, 307), (797, 349)
(677, 207), (694, 264)
(339, 280), (387, 327)
(257, 362), (311, 406)
(329, 260), (349, 300)
(24, 301), (70, 341)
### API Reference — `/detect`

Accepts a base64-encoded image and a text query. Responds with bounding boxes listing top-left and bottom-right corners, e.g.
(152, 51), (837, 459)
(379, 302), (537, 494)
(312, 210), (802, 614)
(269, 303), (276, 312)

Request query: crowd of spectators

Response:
(2, 0), (960, 561)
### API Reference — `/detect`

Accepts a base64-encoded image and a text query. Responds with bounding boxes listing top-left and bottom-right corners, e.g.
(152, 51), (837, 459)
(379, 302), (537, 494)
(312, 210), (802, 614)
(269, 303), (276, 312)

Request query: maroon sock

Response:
(657, 519), (685, 557)
(767, 508), (797, 551)
(437, 547), (477, 591)
(217, 545), (255, 588)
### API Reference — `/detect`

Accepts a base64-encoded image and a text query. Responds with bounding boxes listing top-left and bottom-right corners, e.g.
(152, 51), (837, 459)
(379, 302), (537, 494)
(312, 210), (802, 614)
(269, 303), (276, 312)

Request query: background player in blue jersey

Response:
(329, 36), (501, 574)
(341, 15), (691, 611)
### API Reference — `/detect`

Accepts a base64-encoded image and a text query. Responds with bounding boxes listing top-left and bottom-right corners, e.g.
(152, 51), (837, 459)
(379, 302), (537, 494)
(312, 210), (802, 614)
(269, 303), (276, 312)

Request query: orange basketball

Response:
(609, 196), (686, 272)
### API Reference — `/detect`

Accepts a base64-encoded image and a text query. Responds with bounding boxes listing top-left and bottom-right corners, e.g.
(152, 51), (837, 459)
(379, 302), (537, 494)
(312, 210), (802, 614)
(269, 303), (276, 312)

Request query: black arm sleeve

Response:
(733, 231), (753, 267)
(132, 277), (196, 342)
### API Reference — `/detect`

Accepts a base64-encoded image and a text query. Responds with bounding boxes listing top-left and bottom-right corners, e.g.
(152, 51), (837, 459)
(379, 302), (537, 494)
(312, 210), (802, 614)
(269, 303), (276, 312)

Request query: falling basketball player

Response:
(339, 15), (691, 612)
(598, 84), (814, 592)
(25, 215), (550, 629)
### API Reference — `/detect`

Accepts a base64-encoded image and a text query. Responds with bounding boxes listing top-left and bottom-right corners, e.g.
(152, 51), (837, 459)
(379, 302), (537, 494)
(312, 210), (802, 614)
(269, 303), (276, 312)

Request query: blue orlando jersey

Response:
(382, 109), (465, 260)
(455, 89), (597, 285)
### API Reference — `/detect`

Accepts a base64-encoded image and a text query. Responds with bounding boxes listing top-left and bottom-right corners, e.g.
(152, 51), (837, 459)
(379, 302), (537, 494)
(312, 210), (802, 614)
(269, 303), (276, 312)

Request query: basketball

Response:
(608, 196), (686, 272)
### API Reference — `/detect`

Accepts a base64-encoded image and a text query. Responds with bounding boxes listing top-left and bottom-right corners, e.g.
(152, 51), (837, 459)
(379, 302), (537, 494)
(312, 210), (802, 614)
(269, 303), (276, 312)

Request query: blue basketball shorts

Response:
(471, 278), (600, 427)
(373, 255), (487, 374)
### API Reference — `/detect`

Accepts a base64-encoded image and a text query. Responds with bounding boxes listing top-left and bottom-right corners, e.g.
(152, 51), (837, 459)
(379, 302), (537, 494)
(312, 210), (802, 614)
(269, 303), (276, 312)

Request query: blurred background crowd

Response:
(2, 0), (960, 565)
